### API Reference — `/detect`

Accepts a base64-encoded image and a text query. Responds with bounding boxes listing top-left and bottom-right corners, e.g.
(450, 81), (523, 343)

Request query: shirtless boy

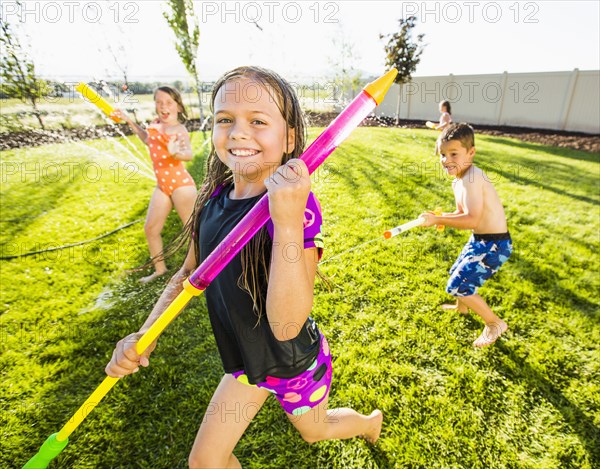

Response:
(420, 123), (513, 347)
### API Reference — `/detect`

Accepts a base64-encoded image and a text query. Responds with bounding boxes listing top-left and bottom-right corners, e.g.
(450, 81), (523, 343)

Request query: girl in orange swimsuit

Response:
(147, 127), (195, 196)
(112, 86), (197, 283)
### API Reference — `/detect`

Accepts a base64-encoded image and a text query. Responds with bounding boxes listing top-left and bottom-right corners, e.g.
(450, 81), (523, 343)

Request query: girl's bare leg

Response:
(287, 396), (383, 445)
(171, 185), (197, 226)
(189, 374), (270, 468)
(141, 187), (172, 283)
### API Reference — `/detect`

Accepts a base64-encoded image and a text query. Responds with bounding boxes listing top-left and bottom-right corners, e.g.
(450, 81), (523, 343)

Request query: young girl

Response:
(426, 99), (453, 131)
(105, 66), (383, 467)
(111, 86), (197, 283)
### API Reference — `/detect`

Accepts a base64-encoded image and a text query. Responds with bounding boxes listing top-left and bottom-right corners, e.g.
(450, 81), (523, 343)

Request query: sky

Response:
(3, 0), (599, 83)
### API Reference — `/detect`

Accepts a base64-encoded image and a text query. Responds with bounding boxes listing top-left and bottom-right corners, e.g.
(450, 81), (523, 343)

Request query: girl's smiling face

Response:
(212, 78), (295, 184)
(154, 90), (181, 124)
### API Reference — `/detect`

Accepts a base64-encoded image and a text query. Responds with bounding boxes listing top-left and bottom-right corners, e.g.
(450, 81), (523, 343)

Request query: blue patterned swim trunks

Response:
(446, 232), (513, 297)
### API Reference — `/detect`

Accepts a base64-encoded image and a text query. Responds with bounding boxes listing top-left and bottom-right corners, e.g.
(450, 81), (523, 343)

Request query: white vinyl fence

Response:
(373, 69), (599, 134)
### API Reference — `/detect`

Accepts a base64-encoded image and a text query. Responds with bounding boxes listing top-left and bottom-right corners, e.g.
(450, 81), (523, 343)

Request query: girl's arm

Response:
(137, 246), (196, 333)
(105, 244), (197, 378)
(111, 108), (149, 144)
(435, 113), (452, 130)
(264, 160), (317, 341)
(167, 126), (193, 161)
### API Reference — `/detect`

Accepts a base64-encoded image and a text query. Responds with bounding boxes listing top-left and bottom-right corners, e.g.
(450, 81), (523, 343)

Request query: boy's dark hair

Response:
(438, 123), (475, 150)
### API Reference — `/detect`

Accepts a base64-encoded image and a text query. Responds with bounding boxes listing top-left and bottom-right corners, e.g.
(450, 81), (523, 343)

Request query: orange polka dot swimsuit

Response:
(147, 127), (196, 196)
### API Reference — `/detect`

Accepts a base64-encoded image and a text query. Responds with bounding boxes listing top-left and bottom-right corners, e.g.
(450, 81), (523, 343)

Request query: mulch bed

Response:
(309, 112), (599, 154)
(2, 115), (598, 154)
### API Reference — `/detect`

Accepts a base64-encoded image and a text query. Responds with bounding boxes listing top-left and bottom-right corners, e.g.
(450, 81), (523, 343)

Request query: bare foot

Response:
(360, 410), (383, 444)
(442, 302), (468, 314)
(139, 270), (167, 284)
(473, 320), (508, 347)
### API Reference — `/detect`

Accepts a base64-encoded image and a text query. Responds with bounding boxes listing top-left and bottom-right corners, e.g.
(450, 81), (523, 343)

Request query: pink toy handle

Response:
(188, 92), (375, 290)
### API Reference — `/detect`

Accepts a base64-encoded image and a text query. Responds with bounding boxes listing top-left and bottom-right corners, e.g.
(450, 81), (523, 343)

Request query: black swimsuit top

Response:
(196, 186), (321, 384)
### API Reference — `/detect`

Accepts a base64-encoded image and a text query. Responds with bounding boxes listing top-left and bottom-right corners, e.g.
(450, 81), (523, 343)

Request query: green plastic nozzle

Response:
(23, 433), (68, 469)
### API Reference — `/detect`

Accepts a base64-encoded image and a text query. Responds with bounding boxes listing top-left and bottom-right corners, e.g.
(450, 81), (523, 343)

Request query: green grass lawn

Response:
(1, 127), (598, 468)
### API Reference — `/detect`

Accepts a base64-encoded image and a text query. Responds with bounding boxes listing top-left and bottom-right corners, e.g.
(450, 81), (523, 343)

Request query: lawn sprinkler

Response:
(23, 68), (398, 469)
(384, 207), (444, 239)
(75, 82), (123, 123)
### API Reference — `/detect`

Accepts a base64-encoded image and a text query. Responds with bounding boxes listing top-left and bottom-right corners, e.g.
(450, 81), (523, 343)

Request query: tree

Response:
(101, 25), (131, 89)
(328, 25), (364, 108)
(0, 8), (47, 129)
(380, 16), (425, 125)
(163, 0), (205, 131)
